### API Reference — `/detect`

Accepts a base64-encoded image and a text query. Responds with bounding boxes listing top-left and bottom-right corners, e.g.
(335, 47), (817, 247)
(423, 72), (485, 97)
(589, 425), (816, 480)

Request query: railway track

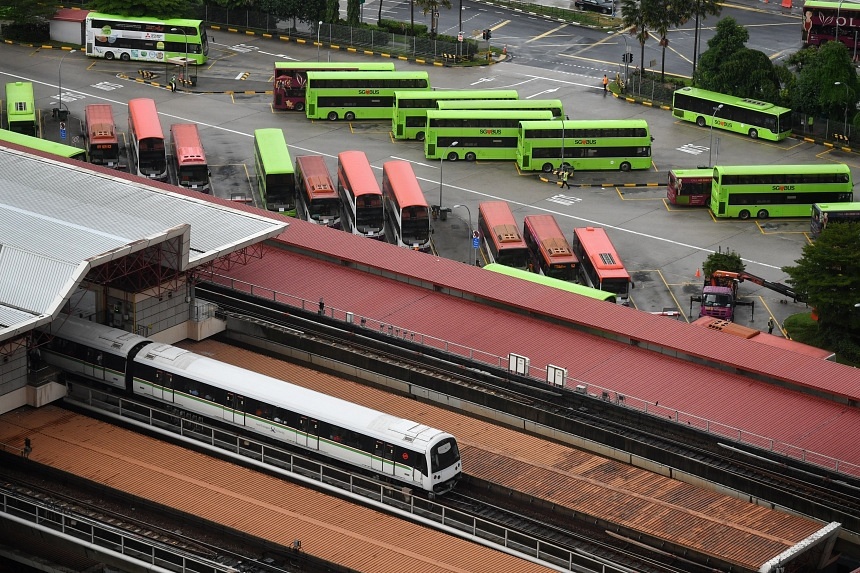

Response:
(196, 282), (860, 537)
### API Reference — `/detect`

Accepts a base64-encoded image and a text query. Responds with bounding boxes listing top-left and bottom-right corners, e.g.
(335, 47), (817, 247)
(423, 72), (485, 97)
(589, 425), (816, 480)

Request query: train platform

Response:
(0, 405), (554, 573)
(203, 217), (860, 478)
(177, 340), (836, 573)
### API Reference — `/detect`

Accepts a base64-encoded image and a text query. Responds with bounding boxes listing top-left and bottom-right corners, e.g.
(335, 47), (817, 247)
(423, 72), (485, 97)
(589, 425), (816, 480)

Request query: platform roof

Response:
(0, 145), (287, 341)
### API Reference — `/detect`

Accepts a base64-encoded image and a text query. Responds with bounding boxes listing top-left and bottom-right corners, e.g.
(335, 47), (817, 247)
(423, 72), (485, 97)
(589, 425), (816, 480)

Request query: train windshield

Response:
(430, 437), (460, 472)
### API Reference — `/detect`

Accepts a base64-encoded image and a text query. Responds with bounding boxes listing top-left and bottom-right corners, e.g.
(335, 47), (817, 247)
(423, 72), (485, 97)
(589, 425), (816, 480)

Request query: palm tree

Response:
(620, 0), (657, 79)
(691, 0), (722, 76)
(414, 0), (452, 36)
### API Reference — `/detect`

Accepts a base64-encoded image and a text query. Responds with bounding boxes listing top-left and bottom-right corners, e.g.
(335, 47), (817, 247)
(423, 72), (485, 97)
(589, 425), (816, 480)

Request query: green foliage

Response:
(651, 0), (693, 80)
(782, 222), (860, 346)
(702, 248), (744, 279)
(694, 17), (748, 89)
(792, 41), (858, 121)
(346, 0), (360, 25)
(84, 0), (201, 18)
(377, 18), (427, 35)
(324, 0), (339, 23)
(0, 0), (56, 23)
(620, 0), (659, 72)
(718, 48), (780, 101)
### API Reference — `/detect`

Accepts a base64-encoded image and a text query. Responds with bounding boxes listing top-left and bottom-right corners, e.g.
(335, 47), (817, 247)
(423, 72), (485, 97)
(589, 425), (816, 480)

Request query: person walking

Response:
(767, 317), (775, 335)
(560, 168), (571, 189)
(169, 75), (177, 92)
(23, 437), (31, 459)
(602, 74), (609, 94)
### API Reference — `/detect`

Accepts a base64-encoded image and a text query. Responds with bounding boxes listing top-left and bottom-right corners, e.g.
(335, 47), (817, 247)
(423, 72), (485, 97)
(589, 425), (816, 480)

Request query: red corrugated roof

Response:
(210, 219), (860, 474)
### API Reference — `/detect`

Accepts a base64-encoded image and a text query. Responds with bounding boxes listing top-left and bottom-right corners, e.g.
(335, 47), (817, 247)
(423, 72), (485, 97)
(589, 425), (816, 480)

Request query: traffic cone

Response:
(695, 268), (702, 278)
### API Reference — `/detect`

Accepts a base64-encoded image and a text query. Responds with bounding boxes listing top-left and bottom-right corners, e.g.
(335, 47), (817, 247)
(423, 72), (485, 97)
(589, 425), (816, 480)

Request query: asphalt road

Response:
(0, 5), (835, 334)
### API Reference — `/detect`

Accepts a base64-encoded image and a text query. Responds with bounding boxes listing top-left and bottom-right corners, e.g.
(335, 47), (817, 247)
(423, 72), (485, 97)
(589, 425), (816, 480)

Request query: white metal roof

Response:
(0, 145), (287, 341)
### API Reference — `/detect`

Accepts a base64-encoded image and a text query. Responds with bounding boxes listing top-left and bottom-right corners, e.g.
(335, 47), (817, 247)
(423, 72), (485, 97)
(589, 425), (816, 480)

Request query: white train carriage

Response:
(41, 315), (462, 494)
(40, 316), (151, 390)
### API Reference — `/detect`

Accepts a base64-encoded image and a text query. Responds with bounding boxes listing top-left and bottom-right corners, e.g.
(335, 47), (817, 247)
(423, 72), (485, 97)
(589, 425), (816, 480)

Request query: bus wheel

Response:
(105, 52), (115, 60)
(120, 53), (131, 61)
(327, 111), (339, 121)
(757, 209), (769, 219)
(295, 102), (305, 112)
(416, 132), (425, 141)
(465, 152), (477, 161)
(738, 210), (751, 220)
(620, 162), (631, 172)
(542, 163), (554, 173)
(447, 152), (458, 161)
(696, 116), (706, 127)
(749, 128), (758, 139)
(345, 111), (356, 121)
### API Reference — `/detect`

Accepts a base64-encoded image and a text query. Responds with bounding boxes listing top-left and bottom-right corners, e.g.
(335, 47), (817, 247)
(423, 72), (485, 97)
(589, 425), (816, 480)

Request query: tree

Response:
(2, 0), (57, 23)
(713, 47), (780, 101)
(620, 0), (659, 77)
(702, 248), (744, 280)
(347, 0), (360, 25)
(83, 0), (199, 18)
(651, 0), (692, 81)
(414, 0), (452, 36)
(792, 41), (859, 124)
(782, 223), (860, 351)
(690, 0), (721, 76)
(693, 17), (748, 90)
(324, 0), (339, 23)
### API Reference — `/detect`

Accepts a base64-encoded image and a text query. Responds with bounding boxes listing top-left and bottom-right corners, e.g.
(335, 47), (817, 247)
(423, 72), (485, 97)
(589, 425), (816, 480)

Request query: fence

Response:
(203, 273), (860, 479)
(200, 6), (483, 62)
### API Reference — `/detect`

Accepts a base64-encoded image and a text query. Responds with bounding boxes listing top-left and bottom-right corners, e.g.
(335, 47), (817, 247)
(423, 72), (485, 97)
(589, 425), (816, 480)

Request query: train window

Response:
(394, 445), (414, 468)
(103, 353), (125, 372)
(384, 443), (395, 461)
(415, 453), (428, 476)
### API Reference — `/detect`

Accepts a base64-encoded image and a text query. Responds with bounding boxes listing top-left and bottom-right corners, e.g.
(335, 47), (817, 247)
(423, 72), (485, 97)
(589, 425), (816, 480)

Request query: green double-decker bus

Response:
(305, 71), (431, 121)
(436, 98), (565, 118)
(253, 128), (296, 216)
(672, 87), (792, 141)
(425, 109), (554, 161)
(0, 128), (86, 161)
(5, 81), (37, 136)
(710, 163), (853, 219)
(483, 263), (616, 303)
(392, 89), (519, 140)
(516, 119), (652, 172)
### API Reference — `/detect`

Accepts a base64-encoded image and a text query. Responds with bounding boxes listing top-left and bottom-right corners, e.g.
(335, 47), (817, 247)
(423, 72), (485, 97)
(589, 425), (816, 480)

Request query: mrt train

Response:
(40, 315), (462, 494)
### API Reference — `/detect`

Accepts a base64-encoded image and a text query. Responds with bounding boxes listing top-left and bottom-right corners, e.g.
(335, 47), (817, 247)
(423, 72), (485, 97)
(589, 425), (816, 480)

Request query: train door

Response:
(371, 441), (396, 476)
(152, 371), (171, 401)
(224, 393), (246, 426)
(297, 417), (320, 450)
(83, 349), (104, 381)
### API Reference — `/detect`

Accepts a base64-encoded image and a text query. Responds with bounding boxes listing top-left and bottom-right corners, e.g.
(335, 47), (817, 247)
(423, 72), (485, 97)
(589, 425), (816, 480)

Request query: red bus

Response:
(337, 151), (384, 240)
(295, 155), (340, 228)
(571, 227), (633, 304)
(84, 104), (119, 168)
(127, 98), (167, 181)
(170, 123), (211, 193)
(522, 214), (578, 281)
(477, 201), (528, 269)
(272, 62), (396, 111)
(667, 168), (712, 206)
(802, 0), (860, 55)
(382, 160), (431, 252)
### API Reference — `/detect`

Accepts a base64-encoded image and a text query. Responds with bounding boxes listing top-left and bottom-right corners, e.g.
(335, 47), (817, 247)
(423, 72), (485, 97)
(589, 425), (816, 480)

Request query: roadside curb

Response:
(209, 24), (506, 67)
(538, 174), (663, 187)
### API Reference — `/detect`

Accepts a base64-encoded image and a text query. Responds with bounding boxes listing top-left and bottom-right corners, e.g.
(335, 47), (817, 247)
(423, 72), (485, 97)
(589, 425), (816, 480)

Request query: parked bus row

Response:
(127, 98), (211, 192)
(477, 201), (632, 303)
(252, 129), (429, 251)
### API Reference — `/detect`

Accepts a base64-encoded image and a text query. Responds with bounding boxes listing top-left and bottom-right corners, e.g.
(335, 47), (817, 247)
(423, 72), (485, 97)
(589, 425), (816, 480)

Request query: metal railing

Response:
(202, 273), (860, 479)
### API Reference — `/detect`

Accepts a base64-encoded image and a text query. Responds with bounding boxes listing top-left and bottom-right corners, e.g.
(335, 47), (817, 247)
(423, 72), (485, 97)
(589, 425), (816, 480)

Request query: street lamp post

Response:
(837, 0), (846, 45)
(57, 48), (76, 119)
(708, 103), (723, 168)
(317, 21), (323, 62)
(452, 204), (476, 265)
(835, 81), (851, 136)
(170, 27), (188, 88)
(438, 141), (458, 217)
